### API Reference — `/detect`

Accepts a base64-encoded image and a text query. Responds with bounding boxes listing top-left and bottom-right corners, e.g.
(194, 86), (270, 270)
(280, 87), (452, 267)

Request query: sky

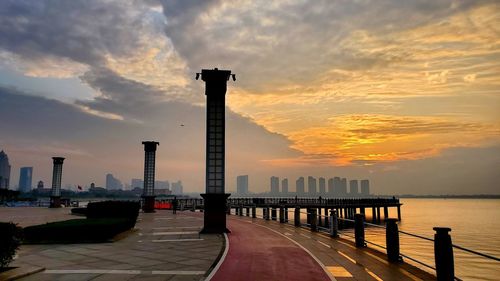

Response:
(0, 0), (499, 195)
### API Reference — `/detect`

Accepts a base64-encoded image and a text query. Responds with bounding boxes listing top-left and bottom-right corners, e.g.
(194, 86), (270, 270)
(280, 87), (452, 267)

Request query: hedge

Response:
(0, 222), (22, 268)
(23, 218), (134, 244)
(86, 201), (140, 220)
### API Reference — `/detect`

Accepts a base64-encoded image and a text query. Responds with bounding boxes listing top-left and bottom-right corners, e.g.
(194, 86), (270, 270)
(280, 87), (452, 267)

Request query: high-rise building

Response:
(0, 150), (11, 189)
(349, 180), (359, 197)
(236, 175), (249, 196)
(155, 180), (170, 190)
(270, 176), (279, 195)
(340, 178), (348, 196)
(18, 167), (33, 193)
(281, 178), (288, 195)
(171, 180), (183, 195)
(296, 177), (305, 196)
(319, 177), (326, 195)
(327, 178), (334, 195)
(333, 177), (341, 196)
(131, 178), (143, 189)
(106, 173), (123, 190)
(360, 180), (370, 196)
(308, 176), (317, 196)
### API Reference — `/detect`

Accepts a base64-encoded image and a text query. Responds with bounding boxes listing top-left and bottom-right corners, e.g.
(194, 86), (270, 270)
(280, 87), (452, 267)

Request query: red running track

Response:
(211, 218), (332, 281)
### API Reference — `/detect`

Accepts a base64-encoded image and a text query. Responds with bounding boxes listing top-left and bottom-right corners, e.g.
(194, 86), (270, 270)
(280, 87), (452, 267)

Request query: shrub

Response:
(23, 218), (133, 244)
(0, 222), (22, 268)
(71, 207), (87, 216)
(86, 201), (140, 222)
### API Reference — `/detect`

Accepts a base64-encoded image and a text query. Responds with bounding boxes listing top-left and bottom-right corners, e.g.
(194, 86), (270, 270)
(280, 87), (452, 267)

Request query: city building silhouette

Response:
(18, 167), (33, 193)
(0, 150), (11, 189)
(361, 179), (370, 196)
(236, 175), (249, 196)
(350, 180), (359, 197)
(270, 176), (279, 195)
(308, 176), (317, 196)
(319, 177), (326, 195)
(296, 176), (305, 196)
(282, 178), (288, 196)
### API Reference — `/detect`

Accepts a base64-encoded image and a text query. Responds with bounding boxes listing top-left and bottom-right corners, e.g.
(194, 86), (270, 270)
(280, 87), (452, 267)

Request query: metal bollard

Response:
(310, 209), (318, 232)
(434, 227), (454, 281)
(354, 213), (366, 247)
(294, 207), (301, 227)
(330, 209), (338, 238)
(386, 218), (400, 262)
(252, 206), (256, 218)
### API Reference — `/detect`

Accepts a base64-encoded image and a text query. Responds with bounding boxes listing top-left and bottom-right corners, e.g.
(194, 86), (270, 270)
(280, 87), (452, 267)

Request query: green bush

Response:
(0, 222), (22, 268)
(23, 218), (133, 244)
(86, 201), (140, 222)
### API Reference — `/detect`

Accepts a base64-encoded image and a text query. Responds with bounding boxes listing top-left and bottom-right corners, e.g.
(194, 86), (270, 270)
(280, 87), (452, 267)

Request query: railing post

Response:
(252, 205), (256, 218)
(265, 207), (270, 220)
(354, 213), (366, 247)
(324, 208), (329, 228)
(279, 206), (285, 223)
(310, 208), (317, 232)
(246, 207), (250, 217)
(294, 207), (301, 227)
(285, 208), (289, 222)
(239, 206), (243, 216)
(329, 209), (338, 238)
(434, 227), (454, 281)
(397, 205), (402, 221)
(386, 218), (400, 262)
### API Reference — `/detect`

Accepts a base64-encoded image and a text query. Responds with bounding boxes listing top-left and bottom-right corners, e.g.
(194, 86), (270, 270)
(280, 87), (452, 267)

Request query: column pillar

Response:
(142, 141), (159, 213)
(49, 157), (65, 208)
(198, 68), (235, 234)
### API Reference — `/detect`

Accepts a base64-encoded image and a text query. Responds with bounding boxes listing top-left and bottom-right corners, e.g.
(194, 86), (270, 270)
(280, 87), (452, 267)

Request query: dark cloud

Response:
(0, 0), (155, 65)
(0, 86), (301, 190)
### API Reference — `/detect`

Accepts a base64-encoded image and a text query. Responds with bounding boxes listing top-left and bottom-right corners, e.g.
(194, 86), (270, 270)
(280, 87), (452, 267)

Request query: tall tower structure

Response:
(296, 177), (305, 196)
(142, 141), (159, 213)
(198, 68), (235, 233)
(319, 177), (326, 195)
(236, 175), (248, 196)
(360, 179), (370, 196)
(308, 176), (317, 196)
(50, 157), (65, 208)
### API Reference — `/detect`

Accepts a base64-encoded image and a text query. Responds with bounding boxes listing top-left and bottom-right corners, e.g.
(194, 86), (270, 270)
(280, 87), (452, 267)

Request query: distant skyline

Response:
(0, 1), (499, 195)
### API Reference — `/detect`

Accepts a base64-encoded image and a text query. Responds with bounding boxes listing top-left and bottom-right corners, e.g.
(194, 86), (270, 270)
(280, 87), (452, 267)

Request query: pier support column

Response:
(246, 207), (250, 217)
(285, 208), (289, 222)
(279, 207), (285, 223)
(376, 207), (381, 223)
(397, 205), (402, 221)
(142, 141), (159, 213)
(252, 205), (256, 218)
(294, 207), (301, 227)
(372, 207), (376, 223)
(324, 208), (329, 228)
(384, 206), (388, 221)
(434, 227), (454, 281)
(265, 207), (270, 220)
(386, 219), (400, 262)
(354, 214), (366, 247)
(310, 209), (318, 232)
(271, 207), (277, 221)
(318, 208), (322, 227)
(330, 209), (338, 238)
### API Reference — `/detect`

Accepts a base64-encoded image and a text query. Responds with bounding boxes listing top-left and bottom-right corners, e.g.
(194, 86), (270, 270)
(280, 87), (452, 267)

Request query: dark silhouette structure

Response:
(142, 141), (159, 213)
(50, 157), (65, 208)
(197, 68), (235, 233)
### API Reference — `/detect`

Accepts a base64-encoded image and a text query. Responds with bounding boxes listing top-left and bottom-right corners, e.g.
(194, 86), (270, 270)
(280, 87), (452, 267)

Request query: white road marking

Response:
(300, 233), (311, 239)
(153, 226), (200, 230)
(152, 231), (198, 235)
(152, 270), (205, 275)
(317, 240), (332, 248)
(152, 239), (204, 242)
(205, 233), (229, 281)
(44, 270), (141, 274)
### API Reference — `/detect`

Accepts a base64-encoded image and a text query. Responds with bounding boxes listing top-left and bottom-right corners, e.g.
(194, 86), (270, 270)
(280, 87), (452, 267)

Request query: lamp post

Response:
(197, 68), (235, 233)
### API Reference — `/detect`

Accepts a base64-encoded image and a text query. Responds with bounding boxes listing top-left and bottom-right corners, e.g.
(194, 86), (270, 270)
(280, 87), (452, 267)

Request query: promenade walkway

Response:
(7, 208), (223, 281)
(220, 215), (435, 281)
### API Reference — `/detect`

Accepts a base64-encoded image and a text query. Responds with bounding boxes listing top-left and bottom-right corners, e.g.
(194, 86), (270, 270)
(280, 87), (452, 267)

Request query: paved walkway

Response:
(211, 218), (332, 281)
(224, 215), (436, 281)
(9, 209), (224, 281)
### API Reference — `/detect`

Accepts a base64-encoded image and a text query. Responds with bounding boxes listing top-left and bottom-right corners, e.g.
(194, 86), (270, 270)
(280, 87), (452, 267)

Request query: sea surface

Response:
(341, 198), (500, 280)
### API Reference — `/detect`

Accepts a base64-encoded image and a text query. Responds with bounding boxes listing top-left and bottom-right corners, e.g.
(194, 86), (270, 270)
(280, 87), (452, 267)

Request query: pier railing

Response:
(229, 205), (499, 281)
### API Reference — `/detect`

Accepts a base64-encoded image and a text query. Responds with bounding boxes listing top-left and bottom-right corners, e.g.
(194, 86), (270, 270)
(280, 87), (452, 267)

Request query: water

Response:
(341, 199), (500, 281)
(253, 198), (500, 280)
